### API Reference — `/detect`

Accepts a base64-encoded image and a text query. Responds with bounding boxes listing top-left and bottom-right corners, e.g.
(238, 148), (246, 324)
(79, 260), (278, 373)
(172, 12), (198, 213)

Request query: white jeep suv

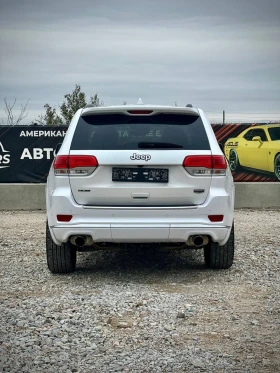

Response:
(46, 104), (234, 273)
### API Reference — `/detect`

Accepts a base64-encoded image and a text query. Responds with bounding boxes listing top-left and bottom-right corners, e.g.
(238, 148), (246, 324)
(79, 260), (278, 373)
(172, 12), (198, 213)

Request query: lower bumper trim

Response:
(51, 225), (230, 246)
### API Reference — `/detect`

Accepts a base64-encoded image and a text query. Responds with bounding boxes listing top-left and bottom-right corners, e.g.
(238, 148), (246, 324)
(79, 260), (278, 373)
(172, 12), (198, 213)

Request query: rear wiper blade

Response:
(138, 142), (183, 149)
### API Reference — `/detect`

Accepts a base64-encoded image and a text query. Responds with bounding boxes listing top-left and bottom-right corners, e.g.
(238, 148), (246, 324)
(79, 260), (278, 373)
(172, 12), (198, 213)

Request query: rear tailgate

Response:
(67, 111), (212, 207)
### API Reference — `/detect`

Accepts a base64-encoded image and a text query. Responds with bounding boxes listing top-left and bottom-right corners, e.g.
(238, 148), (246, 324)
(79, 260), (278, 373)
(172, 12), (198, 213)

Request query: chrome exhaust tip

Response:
(187, 235), (209, 247)
(75, 236), (86, 247)
(70, 235), (93, 247)
(193, 235), (204, 247)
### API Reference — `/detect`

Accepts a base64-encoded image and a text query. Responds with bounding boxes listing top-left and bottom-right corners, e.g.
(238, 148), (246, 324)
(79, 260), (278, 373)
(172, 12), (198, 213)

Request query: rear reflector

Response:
(127, 110), (154, 115)
(57, 214), (73, 222)
(183, 155), (227, 176)
(54, 155), (98, 176)
(208, 215), (224, 222)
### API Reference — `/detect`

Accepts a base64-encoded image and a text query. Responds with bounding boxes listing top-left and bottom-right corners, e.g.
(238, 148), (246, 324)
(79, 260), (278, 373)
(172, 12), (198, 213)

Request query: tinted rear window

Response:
(268, 127), (280, 140)
(70, 113), (210, 150)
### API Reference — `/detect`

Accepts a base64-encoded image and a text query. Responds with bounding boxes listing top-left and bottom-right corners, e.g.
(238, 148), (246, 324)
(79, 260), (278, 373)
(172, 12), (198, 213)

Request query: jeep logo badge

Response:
(130, 153), (151, 161)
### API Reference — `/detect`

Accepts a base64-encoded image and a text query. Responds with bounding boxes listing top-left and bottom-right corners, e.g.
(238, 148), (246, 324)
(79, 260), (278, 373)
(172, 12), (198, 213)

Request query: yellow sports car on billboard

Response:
(224, 124), (280, 180)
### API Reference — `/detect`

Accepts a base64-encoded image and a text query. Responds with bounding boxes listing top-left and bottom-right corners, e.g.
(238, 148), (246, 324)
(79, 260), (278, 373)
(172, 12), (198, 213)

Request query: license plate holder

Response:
(112, 167), (169, 183)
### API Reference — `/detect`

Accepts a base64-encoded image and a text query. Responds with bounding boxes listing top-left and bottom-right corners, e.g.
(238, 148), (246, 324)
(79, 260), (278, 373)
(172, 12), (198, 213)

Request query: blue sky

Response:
(0, 0), (280, 123)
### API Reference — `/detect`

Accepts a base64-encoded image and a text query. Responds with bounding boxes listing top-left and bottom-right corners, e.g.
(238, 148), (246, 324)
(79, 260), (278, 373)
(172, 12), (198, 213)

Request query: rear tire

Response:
(229, 149), (241, 172)
(46, 222), (76, 273)
(204, 224), (234, 269)
(274, 153), (280, 181)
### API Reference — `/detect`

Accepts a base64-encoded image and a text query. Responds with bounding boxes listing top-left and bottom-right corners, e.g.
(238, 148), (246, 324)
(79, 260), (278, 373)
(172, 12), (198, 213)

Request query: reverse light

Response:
(57, 214), (73, 222)
(54, 155), (98, 176)
(183, 155), (227, 176)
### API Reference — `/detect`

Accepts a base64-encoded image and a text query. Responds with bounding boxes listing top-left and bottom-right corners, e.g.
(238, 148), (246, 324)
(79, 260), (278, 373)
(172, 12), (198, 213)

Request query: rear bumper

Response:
(51, 224), (231, 246)
(47, 186), (234, 246)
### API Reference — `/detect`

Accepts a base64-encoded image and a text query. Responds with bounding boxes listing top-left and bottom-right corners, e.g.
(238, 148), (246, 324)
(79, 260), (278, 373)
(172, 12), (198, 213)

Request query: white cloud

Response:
(0, 0), (279, 123)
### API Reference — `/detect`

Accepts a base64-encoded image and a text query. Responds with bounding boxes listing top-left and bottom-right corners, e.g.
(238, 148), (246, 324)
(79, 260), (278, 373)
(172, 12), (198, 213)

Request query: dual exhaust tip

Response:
(70, 234), (209, 248)
(70, 235), (93, 247)
(187, 235), (209, 247)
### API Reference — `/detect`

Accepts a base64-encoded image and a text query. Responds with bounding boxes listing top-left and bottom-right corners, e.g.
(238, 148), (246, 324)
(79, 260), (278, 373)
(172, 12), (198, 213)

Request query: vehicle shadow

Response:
(74, 246), (213, 279)
(65, 246), (235, 288)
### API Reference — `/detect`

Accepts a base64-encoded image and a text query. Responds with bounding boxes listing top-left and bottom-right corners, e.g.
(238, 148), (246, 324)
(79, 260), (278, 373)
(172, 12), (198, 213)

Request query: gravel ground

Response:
(0, 210), (279, 373)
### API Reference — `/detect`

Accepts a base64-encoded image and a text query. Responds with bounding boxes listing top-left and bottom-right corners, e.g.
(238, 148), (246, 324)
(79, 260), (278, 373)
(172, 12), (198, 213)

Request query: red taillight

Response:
(183, 155), (227, 176)
(183, 155), (212, 169)
(212, 156), (227, 170)
(54, 155), (98, 176)
(57, 214), (72, 222)
(127, 110), (154, 115)
(208, 215), (224, 222)
(68, 155), (98, 169)
(53, 155), (69, 170)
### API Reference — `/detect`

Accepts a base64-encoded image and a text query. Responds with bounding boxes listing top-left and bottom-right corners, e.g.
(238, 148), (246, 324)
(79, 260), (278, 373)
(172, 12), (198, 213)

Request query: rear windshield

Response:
(70, 113), (210, 150)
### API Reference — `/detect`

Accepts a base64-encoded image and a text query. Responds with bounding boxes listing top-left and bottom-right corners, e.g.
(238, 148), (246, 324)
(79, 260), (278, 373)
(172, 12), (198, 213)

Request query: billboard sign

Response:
(0, 126), (67, 183)
(213, 123), (280, 182)
(0, 124), (279, 183)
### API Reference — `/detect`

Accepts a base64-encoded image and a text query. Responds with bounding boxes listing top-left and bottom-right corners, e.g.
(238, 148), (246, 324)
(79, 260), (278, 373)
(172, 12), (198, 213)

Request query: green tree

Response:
(89, 93), (103, 108)
(60, 84), (87, 124)
(42, 104), (63, 126)
(39, 84), (103, 126)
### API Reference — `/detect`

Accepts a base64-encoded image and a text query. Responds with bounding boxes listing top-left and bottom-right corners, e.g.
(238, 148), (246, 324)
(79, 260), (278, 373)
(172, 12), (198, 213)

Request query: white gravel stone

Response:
(0, 209), (280, 372)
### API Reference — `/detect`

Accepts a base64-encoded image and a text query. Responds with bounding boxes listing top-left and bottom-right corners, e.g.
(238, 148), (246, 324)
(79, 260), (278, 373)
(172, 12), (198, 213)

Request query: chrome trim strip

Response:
(82, 205), (198, 210)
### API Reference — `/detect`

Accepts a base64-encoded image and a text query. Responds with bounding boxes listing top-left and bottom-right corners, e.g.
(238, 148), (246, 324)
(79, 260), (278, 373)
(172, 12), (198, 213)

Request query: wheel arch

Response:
(274, 151), (280, 160)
